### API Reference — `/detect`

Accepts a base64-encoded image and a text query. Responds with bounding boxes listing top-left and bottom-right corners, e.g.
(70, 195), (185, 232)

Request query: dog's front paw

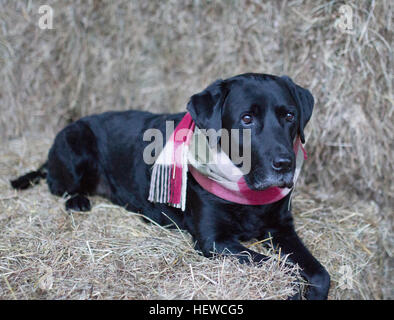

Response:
(65, 194), (91, 212)
(287, 290), (302, 300)
(286, 275), (306, 300)
(304, 286), (329, 300)
(304, 271), (330, 300)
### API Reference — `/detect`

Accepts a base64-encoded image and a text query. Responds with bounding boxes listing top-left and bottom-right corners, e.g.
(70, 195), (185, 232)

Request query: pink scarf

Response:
(148, 113), (307, 210)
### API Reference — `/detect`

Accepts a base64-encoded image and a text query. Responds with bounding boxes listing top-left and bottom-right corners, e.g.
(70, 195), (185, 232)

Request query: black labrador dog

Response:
(11, 73), (330, 299)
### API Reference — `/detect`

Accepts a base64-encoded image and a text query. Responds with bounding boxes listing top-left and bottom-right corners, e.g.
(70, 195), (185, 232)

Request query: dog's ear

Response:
(281, 76), (314, 143)
(186, 79), (227, 132)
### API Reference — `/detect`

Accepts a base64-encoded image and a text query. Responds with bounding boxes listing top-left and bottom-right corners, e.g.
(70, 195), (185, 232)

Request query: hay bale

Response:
(0, 1), (392, 299)
(0, 1), (392, 205)
(0, 135), (391, 299)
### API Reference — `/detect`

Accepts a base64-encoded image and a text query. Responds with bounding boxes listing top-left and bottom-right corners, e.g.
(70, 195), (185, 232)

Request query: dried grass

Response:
(0, 137), (391, 299)
(0, 0), (392, 299)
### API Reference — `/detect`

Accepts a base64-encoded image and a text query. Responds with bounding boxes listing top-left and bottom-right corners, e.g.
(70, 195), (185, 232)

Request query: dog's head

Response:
(187, 73), (314, 190)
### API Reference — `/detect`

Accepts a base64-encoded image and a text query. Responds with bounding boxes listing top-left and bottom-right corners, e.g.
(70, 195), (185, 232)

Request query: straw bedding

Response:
(0, 0), (392, 299)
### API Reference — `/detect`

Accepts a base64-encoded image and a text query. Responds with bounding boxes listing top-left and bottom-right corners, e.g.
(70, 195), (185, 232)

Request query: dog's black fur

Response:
(11, 73), (330, 299)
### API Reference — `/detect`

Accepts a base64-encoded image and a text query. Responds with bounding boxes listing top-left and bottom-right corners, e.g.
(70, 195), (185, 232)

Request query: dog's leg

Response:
(190, 202), (270, 264)
(65, 194), (91, 211)
(195, 237), (269, 265)
(47, 121), (100, 212)
(270, 211), (330, 300)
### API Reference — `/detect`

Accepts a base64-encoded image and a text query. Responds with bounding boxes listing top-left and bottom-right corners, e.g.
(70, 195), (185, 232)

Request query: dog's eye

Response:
(241, 114), (253, 125)
(285, 112), (295, 122)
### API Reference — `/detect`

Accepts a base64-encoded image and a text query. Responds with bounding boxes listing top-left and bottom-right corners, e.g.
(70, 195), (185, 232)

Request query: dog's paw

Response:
(304, 270), (330, 300)
(65, 195), (91, 212)
(287, 291), (302, 300)
(287, 281), (305, 300)
(304, 286), (329, 300)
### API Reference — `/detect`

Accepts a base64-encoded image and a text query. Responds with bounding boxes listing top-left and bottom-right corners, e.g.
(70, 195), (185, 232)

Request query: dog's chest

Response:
(220, 204), (275, 241)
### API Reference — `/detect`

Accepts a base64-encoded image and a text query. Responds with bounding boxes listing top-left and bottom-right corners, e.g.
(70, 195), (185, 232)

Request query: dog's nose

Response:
(272, 157), (292, 171)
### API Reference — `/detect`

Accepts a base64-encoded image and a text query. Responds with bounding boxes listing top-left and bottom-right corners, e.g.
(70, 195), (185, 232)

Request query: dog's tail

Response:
(10, 161), (48, 190)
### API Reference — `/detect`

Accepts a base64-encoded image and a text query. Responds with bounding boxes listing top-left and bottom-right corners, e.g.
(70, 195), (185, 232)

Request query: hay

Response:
(0, 0), (392, 299)
(0, 136), (390, 299)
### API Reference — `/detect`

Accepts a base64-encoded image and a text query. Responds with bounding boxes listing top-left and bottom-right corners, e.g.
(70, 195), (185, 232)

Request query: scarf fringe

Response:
(148, 142), (189, 211)
(148, 162), (169, 204)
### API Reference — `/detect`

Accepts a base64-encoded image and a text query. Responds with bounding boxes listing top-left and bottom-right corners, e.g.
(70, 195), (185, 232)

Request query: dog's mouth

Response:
(244, 173), (294, 191)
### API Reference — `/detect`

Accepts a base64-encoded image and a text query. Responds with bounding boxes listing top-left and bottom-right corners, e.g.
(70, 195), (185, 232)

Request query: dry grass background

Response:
(0, 0), (392, 299)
